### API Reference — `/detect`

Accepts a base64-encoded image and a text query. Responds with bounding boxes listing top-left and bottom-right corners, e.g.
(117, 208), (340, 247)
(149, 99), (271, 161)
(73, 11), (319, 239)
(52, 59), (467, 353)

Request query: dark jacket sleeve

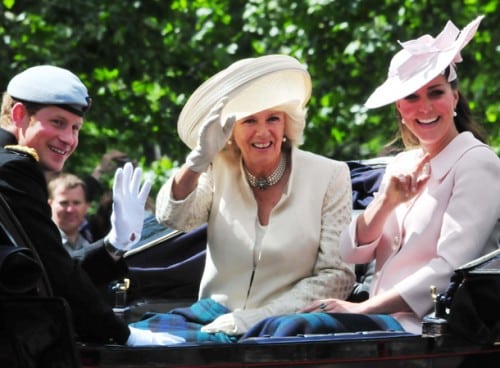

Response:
(83, 174), (103, 203)
(0, 152), (130, 344)
(81, 238), (128, 285)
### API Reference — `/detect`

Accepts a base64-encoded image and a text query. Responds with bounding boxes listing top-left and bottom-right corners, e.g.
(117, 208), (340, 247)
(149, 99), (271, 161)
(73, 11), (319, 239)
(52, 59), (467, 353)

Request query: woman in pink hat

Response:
(293, 16), (500, 335)
(152, 54), (356, 339)
(237, 16), (499, 340)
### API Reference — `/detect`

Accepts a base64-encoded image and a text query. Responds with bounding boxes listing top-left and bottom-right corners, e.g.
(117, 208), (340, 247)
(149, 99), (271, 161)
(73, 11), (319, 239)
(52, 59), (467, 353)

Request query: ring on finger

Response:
(319, 302), (327, 311)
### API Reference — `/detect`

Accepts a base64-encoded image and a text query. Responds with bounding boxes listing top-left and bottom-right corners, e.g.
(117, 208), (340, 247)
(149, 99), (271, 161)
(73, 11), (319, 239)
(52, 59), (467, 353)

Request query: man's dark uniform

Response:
(0, 128), (130, 344)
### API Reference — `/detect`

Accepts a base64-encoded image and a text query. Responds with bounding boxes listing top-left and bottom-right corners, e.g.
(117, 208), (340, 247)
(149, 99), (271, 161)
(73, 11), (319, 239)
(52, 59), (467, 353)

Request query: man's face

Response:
(16, 105), (83, 172)
(49, 185), (89, 236)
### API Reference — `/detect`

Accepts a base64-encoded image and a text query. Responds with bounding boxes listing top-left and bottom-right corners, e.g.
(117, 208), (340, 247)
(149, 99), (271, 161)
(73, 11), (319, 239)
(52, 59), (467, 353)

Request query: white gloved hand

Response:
(126, 326), (185, 346)
(186, 97), (236, 173)
(105, 162), (152, 251)
(200, 313), (243, 335)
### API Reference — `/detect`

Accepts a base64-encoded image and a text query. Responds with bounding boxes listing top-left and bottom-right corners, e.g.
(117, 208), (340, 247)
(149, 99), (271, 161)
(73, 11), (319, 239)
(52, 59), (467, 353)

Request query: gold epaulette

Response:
(4, 145), (40, 162)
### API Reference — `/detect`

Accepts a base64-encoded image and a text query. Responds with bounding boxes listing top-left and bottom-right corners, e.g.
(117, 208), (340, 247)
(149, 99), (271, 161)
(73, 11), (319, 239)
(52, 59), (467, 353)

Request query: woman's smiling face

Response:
(232, 109), (286, 174)
(396, 74), (459, 155)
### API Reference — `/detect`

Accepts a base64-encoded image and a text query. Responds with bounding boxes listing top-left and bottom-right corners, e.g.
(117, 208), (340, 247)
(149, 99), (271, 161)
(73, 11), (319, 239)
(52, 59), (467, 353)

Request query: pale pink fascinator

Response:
(365, 15), (484, 109)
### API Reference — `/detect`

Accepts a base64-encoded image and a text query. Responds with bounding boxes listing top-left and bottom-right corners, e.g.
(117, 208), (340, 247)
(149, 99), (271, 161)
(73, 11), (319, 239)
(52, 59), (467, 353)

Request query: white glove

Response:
(201, 313), (244, 335)
(186, 97), (236, 173)
(105, 162), (152, 251)
(126, 326), (185, 346)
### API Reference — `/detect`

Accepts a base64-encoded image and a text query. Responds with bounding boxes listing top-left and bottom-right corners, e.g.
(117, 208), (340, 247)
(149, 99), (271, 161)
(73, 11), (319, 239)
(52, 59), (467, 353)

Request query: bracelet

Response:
(104, 239), (126, 258)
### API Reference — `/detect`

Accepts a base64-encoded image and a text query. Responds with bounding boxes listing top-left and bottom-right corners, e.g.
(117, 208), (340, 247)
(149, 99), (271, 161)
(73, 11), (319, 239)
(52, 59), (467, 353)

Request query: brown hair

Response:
(48, 173), (88, 202)
(1, 93), (48, 128)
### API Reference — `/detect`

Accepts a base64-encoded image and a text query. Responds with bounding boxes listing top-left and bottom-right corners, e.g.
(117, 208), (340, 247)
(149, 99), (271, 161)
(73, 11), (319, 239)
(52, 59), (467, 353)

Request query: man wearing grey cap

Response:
(0, 65), (180, 346)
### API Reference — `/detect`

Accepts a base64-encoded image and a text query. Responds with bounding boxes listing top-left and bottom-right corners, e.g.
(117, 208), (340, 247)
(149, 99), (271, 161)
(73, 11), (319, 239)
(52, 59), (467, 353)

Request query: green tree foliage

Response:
(1, 0), (498, 195)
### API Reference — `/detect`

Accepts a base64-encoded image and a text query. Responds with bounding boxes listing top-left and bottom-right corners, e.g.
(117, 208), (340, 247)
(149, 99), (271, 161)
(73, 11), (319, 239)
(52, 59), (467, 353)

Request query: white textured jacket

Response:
(341, 132), (500, 333)
(156, 147), (355, 330)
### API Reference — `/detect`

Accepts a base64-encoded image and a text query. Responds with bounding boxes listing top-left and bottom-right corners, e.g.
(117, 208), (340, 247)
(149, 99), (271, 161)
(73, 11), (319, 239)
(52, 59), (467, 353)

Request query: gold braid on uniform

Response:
(4, 145), (40, 162)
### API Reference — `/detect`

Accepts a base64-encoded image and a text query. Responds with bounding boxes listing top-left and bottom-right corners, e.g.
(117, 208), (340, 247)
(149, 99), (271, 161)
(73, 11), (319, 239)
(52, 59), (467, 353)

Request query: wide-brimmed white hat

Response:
(178, 54), (311, 149)
(365, 15), (484, 109)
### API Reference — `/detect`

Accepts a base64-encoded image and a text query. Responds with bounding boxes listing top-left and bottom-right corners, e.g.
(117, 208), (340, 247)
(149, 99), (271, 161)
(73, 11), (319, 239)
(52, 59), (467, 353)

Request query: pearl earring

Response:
(453, 111), (457, 117)
(227, 139), (232, 145)
(282, 137), (287, 142)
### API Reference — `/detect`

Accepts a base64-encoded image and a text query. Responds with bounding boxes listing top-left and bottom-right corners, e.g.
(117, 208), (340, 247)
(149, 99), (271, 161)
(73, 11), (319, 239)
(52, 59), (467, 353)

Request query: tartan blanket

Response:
(130, 299), (403, 343)
(129, 298), (238, 343)
(240, 312), (404, 339)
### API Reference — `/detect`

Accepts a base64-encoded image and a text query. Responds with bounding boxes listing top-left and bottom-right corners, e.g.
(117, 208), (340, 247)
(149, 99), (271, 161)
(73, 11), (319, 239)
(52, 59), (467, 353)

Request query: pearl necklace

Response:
(244, 153), (287, 190)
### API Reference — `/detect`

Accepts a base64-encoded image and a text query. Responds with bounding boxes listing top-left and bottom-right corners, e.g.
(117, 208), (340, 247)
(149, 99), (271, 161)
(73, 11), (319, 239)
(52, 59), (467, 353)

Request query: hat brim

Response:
(178, 55), (311, 149)
(221, 70), (310, 123)
(365, 15), (483, 109)
(365, 50), (456, 109)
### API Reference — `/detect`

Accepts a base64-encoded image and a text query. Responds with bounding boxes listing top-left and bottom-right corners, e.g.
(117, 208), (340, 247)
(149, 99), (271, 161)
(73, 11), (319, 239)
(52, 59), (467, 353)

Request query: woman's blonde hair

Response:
(281, 103), (308, 147)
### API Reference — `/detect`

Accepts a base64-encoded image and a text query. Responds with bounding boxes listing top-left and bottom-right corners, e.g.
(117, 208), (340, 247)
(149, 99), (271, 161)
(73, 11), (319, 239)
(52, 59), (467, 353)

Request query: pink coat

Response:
(340, 132), (500, 333)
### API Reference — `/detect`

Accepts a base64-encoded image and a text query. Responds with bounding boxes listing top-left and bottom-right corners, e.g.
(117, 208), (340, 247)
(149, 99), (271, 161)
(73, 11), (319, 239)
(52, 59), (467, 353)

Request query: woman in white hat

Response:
(155, 54), (356, 337)
(288, 16), (500, 335)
